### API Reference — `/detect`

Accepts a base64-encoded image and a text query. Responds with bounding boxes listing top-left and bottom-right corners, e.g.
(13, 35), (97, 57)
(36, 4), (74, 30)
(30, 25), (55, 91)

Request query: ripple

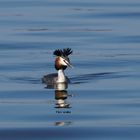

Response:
(70, 71), (130, 84)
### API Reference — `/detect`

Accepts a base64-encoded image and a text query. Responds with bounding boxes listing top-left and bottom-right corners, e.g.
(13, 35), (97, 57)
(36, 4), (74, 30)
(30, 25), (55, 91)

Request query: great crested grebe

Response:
(42, 48), (73, 86)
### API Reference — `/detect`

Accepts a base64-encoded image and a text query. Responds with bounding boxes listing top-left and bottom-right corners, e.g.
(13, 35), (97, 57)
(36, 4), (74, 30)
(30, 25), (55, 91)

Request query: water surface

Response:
(0, 0), (140, 139)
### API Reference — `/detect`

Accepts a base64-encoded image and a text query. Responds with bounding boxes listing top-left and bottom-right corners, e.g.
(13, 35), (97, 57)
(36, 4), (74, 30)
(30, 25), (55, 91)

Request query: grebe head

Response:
(53, 48), (73, 70)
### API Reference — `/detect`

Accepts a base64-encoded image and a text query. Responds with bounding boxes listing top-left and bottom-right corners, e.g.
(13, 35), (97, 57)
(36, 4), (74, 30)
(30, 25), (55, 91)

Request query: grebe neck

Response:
(57, 69), (66, 83)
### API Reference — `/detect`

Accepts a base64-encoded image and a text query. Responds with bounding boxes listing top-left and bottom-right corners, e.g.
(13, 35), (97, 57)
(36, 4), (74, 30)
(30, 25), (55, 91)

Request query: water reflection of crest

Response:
(55, 121), (72, 126)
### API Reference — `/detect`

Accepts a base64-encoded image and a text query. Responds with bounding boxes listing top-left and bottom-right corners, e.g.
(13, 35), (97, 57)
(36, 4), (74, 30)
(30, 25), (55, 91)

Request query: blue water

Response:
(0, 0), (140, 139)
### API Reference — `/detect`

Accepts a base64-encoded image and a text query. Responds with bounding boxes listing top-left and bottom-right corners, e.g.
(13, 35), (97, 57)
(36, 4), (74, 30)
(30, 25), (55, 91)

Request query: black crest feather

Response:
(53, 49), (63, 56)
(63, 48), (73, 56)
(53, 48), (73, 57)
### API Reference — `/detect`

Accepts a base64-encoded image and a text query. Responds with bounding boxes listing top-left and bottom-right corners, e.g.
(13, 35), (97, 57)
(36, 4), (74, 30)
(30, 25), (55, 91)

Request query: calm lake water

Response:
(0, 0), (140, 139)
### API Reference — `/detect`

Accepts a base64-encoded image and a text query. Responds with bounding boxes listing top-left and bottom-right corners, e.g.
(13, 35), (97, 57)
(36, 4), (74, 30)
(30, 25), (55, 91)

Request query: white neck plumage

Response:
(57, 69), (66, 83)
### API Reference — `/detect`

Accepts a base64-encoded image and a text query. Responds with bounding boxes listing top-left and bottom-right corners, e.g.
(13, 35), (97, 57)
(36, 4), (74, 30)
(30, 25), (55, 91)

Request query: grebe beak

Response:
(64, 60), (73, 68)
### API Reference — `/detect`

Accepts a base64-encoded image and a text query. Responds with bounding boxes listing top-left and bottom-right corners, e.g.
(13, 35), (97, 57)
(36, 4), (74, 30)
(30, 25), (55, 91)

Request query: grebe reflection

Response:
(54, 82), (72, 108)
(55, 89), (71, 108)
(54, 83), (73, 126)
